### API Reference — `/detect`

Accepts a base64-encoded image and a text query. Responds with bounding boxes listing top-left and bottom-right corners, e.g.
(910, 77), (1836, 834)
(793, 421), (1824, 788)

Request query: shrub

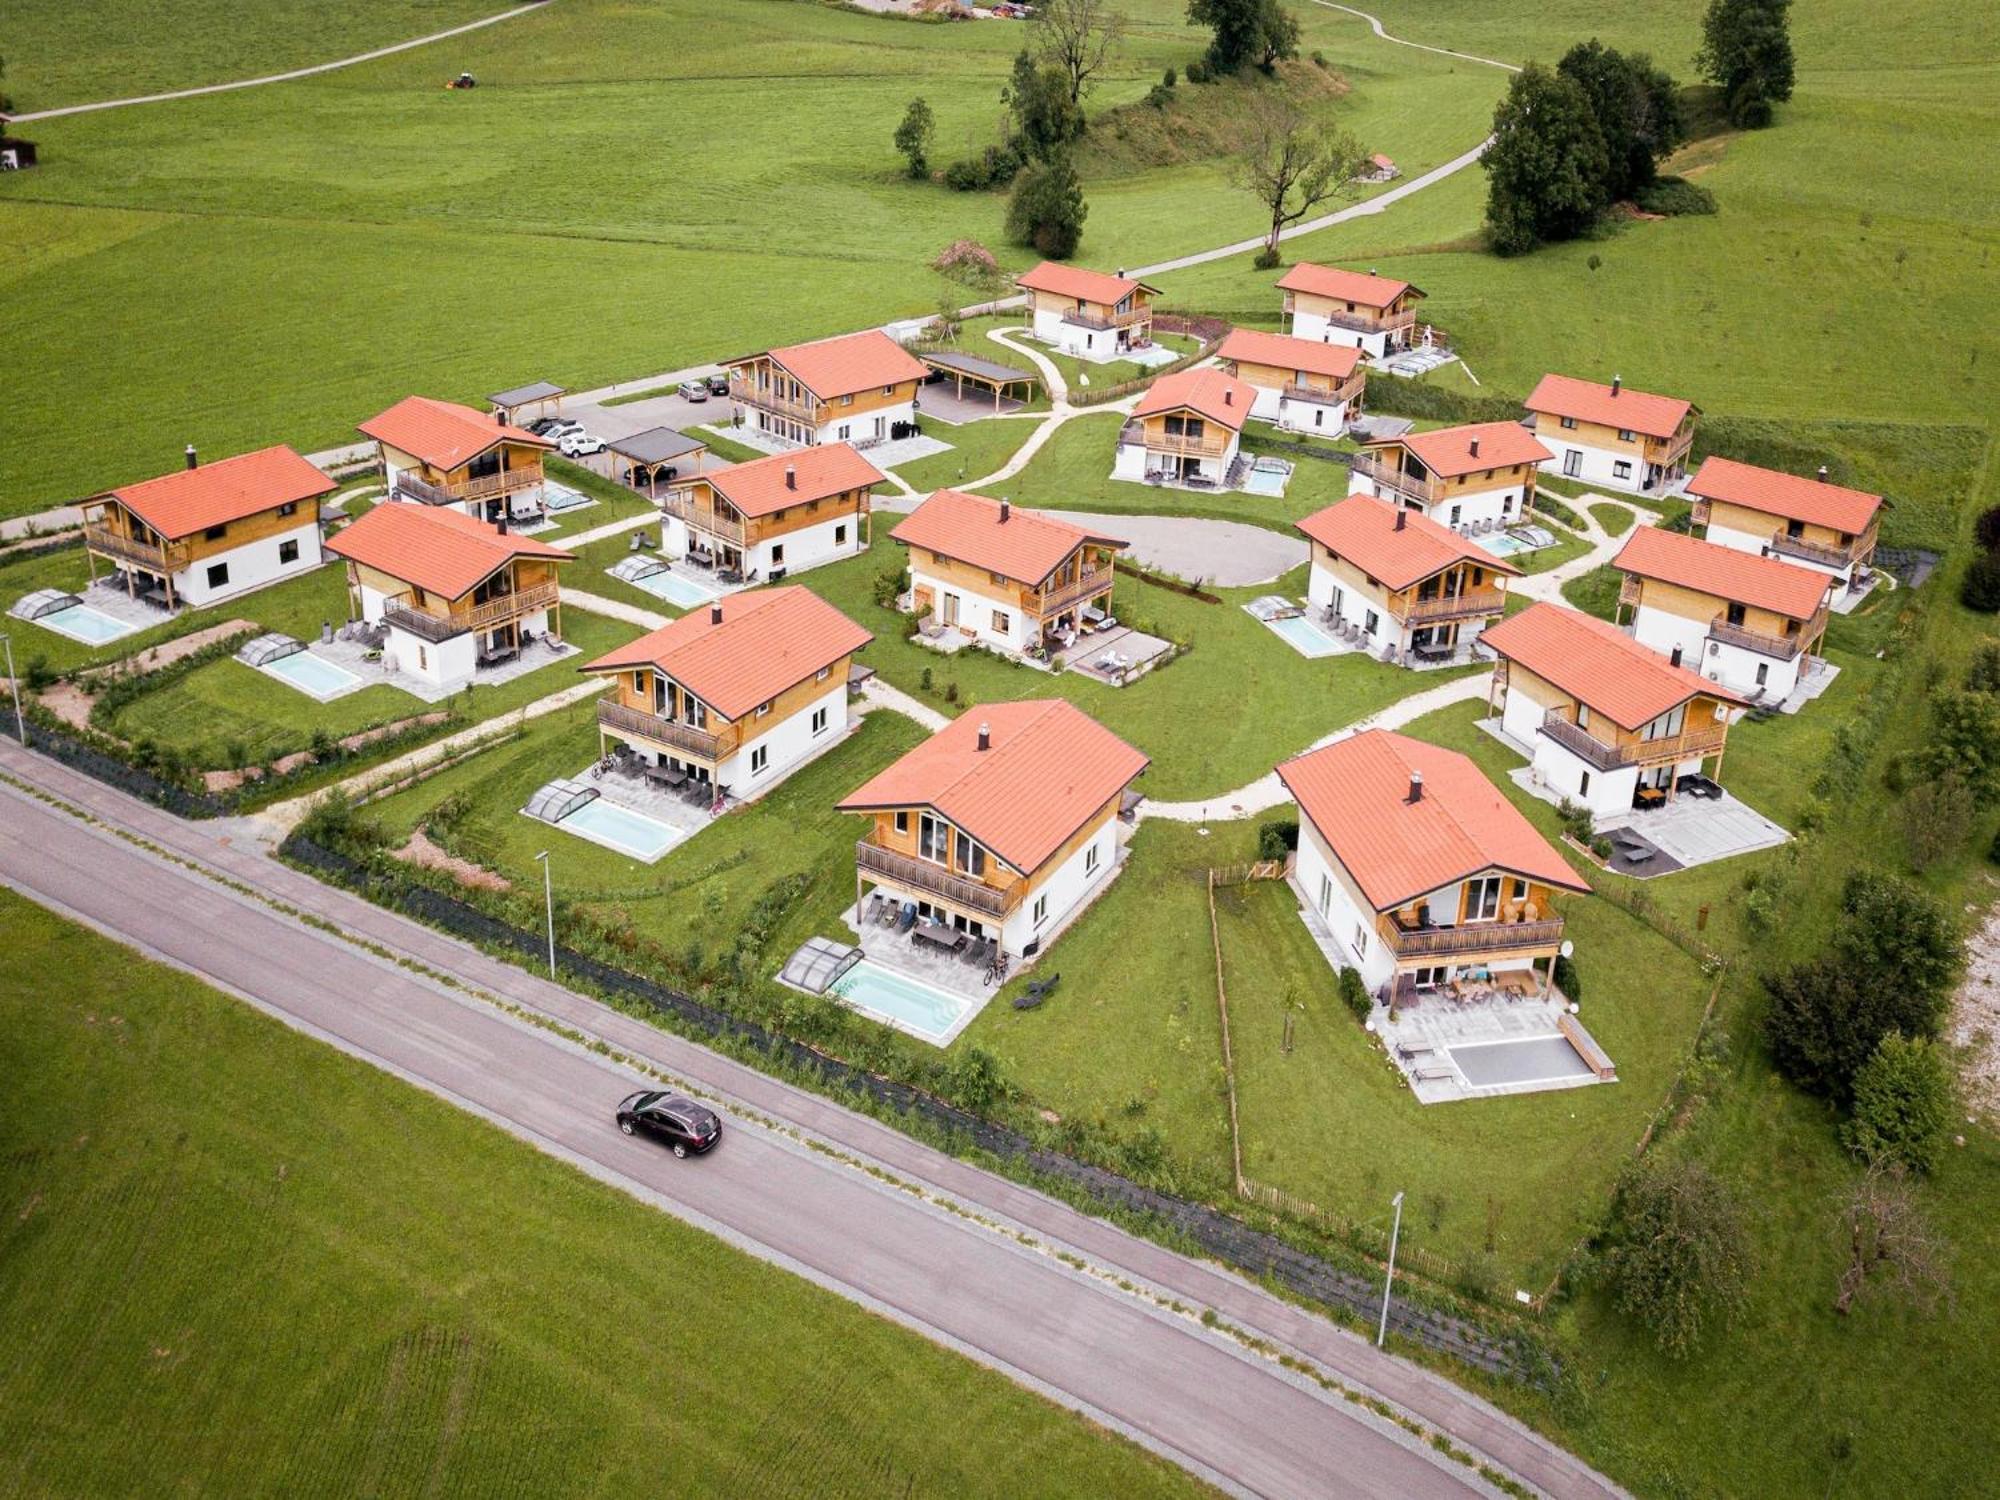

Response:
(943, 680), (960, 705)
(1554, 798), (1595, 844)
(1144, 82), (1175, 109)
(1922, 688), (2000, 793)
(21, 654), (57, 692)
(1534, 493), (1586, 528)
(1635, 175), (1718, 215)
(942, 142), (1024, 192)
(1835, 869), (1964, 1009)
(1975, 504), (2000, 552)
(1587, 253), (1602, 271)
(1251, 244), (1282, 270)
(1256, 816), (1298, 861)
(1964, 638), (2000, 693)
(1185, 57), (1211, 84)
(1901, 771), (1973, 872)
(919, 666), (934, 693)
(1337, 966), (1370, 1022)
(1960, 552), (2000, 612)
(1589, 834), (1613, 862)
(1600, 1156), (1751, 1358)
(1162, 65), (1177, 87)
(1844, 1034), (1955, 1174)
(1005, 152), (1088, 258)
(1554, 953), (1582, 1002)
(1311, 49), (1328, 69)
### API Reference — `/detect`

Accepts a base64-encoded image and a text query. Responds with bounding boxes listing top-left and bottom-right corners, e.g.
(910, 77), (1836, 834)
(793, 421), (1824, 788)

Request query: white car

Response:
(559, 429), (606, 457)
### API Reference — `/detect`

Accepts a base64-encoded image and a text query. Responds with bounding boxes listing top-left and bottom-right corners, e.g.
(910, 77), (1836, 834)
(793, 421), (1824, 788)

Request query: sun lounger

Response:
(1415, 1066), (1456, 1082)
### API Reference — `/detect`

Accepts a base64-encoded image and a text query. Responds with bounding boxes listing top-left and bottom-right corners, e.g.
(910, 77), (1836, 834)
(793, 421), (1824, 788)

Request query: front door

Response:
(942, 592), (960, 627)
(1562, 449), (1583, 478)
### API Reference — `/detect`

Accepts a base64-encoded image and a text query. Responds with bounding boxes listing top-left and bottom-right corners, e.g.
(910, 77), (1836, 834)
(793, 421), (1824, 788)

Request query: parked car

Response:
(615, 1091), (722, 1157)
(526, 415), (575, 437)
(704, 372), (730, 396)
(677, 380), (710, 402)
(559, 429), (607, 457)
(622, 463), (676, 487)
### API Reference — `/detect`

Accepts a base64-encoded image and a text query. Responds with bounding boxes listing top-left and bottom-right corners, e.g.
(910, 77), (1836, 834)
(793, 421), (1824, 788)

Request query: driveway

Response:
(1041, 510), (1308, 588)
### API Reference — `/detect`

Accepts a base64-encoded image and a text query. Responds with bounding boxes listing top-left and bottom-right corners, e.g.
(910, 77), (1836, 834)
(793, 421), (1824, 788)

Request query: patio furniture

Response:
(1677, 773), (1724, 800)
(1634, 785), (1667, 810)
(912, 919), (965, 953)
(1020, 972), (1060, 1005)
(896, 901), (918, 933)
(962, 936), (992, 967)
(1395, 1043), (1434, 1061)
(1415, 1066), (1456, 1083)
(643, 762), (688, 790)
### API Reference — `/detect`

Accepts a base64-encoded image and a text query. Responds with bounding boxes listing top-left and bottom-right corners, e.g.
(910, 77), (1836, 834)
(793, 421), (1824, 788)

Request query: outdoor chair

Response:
(962, 936), (992, 967)
(1415, 1066), (1456, 1083)
(897, 902), (918, 933)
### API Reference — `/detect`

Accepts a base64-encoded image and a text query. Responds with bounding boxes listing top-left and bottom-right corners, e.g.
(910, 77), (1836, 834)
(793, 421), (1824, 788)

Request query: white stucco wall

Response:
(383, 622), (477, 691)
(1287, 310), (1391, 360)
(1295, 817), (1396, 992)
(1537, 440), (1649, 494)
(712, 680), (847, 794)
(169, 519), (323, 607)
(1631, 604), (1804, 700)
(910, 566), (1032, 654)
(1000, 818), (1118, 956)
(747, 513), (864, 580)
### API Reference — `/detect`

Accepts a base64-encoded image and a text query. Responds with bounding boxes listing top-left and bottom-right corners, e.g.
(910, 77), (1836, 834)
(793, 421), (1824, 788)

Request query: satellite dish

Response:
(1559, 940), (1574, 958)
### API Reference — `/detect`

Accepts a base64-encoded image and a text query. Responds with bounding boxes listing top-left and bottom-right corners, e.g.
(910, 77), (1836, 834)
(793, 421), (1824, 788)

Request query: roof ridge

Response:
(927, 699), (1065, 810)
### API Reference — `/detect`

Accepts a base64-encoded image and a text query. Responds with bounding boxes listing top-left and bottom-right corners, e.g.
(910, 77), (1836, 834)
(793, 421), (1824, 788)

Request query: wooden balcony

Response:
(1709, 611), (1817, 660)
(393, 466), (541, 507)
(1297, 300), (1416, 336)
(856, 836), (1020, 919)
(1645, 430), (1694, 470)
(1539, 710), (1729, 772)
(597, 698), (724, 761)
(1769, 529), (1854, 569)
(1399, 587), (1507, 626)
(84, 523), (180, 573)
(730, 379), (821, 427)
(382, 581), (559, 644)
(1062, 304), (1149, 332)
(1380, 914), (1566, 961)
(1033, 568), (1114, 618)
(662, 489), (747, 545)
(1688, 498), (1711, 528)
(1349, 451), (1445, 505)
(1130, 425), (1231, 458)
(1618, 575), (1644, 609)
(1282, 375), (1366, 407)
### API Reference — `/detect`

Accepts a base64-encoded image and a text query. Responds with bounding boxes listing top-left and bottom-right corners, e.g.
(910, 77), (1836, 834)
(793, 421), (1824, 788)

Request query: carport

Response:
(488, 380), (567, 426)
(918, 349), (1038, 417)
(608, 427), (710, 498)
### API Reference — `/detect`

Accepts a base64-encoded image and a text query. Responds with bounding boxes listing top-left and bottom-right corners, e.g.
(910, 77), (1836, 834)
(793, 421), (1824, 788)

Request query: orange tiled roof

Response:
(582, 586), (871, 722)
(1014, 261), (1157, 306)
(1614, 526), (1833, 622)
(700, 443), (886, 520)
(1131, 367), (1255, 431)
(1482, 601), (1749, 729)
(1686, 456), (1884, 535)
(1297, 496), (1520, 592)
(102, 445), (334, 541)
(326, 502), (573, 600)
(754, 329), (931, 403)
(891, 489), (1126, 587)
(839, 700), (1148, 874)
(1524, 374), (1691, 441)
(1382, 421), (1551, 480)
(1278, 729), (1589, 912)
(1216, 327), (1362, 383)
(359, 396), (552, 471)
(1275, 263), (1420, 308)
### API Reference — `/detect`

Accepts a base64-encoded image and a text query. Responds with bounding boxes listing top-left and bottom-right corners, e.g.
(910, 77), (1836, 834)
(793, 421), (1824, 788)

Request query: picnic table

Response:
(1634, 785), (1667, 810)
(911, 920), (965, 953)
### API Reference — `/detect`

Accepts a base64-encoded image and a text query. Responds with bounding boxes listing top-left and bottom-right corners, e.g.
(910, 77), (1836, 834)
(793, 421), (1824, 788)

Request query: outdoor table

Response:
(1635, 786), (1667, 809)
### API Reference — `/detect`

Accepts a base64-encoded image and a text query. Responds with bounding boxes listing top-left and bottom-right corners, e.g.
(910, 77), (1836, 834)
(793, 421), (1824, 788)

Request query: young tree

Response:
(1231, 96), (1368, 258)
(1922, 688), (2000, 794)
(1005, 49), (1086, 162)
(1481, 63), (1611, 256)
(1901, 770), (1973, 872)
(1844, 1034), (1956, 1174)
(1600, 1156), (1751, 1359)
(1964, 638), (2000, 694)
(1030, 0), (1126, 107)
(1186, 0), (1294, 76)
(894, 97), (937, 179)
(1834, 1163), (1950, 1316)
(1005, 152), (1089, 258)
(1556, 40), (1686, 201)
(1834, 869), (1965, 1008)
(1254, 0), (1300, 71)
(1696, 0), (1796, 128)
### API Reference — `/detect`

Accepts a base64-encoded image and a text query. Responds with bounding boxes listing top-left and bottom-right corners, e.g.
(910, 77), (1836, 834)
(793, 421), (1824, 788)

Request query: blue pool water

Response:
(260, 651), (362, 700)
(630, 568), (722, 610)
(1265, 613), (1346, 658)
(33, 605), (138, 645)
(1477, 530), (1553, 559)
(557, 798), (682, 862)
(830, 959), (976, 1046)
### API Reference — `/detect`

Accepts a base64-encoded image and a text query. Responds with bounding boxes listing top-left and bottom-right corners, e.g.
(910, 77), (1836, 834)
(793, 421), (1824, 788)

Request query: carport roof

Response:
(918, 348), (1038, 386)
(608, 427), (708, 467)
(488, 380), (566, 408)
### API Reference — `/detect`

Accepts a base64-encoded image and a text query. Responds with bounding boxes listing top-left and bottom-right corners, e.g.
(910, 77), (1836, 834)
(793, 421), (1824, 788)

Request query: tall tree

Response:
(1186, 0), (1295, 76)
(1030, 0), (1126, 107)
(1600, 1156), (1752, 1359)
(1231, 96), (1367, 257)
(1004, 49), (1085, 162)
(893, 97), (936, 179)
(1696, 0), (1796, 128)
(1005, 152), (1089, 258)
(1835, 1163), (1950, 1316)
(1481, 63), (1611, 256)
(1557, 40), (1686, 201)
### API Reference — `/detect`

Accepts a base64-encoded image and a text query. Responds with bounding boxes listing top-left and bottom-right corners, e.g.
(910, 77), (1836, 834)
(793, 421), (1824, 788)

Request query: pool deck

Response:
(312, 631), (578, 705)
(256, 650), (370, 703)
(1369, 989), (1609, 1105)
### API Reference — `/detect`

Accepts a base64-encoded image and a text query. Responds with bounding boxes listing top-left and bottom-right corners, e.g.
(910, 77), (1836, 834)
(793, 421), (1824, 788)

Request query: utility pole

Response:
(534, 850), (556, 978)
(0, 634), (25, 747)
(1376, 1190), (1405, 1349)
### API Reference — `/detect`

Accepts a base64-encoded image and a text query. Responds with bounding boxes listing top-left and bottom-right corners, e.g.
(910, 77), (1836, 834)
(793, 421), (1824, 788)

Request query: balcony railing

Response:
(662, 490), (747, 545)
(856, 837), (1020, 919)
(1349, 451), (1446, 505)
(382, 581), (559, 644)
(1399, 587), (1507, 625)
(729, 379), (821, 427)
(1285, 296), (1416, 335)
(597, 698), (724, 761)
(1282, 376), (1366, 406)
(1129, 425), (1231, 458)
(1061, 304), (1148, 332)
(1540, 710), (1729, 772)
(84, 523), (179, 573)
(1709, 612), (1817, 660)
(1646, 431), (1694, 468)
(1769, 530), (1854, 569)
(1033, 569), (1114, 618)
(393, 466), (541, 507)
(1618, 575), (1644, 609)
(1381, 914), (1567, 960)
(1688, 498), (1711, 528)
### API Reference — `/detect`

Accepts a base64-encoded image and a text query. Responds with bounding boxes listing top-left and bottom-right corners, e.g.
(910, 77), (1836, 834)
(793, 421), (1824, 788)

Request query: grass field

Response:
(0, 887), (1211, 1498)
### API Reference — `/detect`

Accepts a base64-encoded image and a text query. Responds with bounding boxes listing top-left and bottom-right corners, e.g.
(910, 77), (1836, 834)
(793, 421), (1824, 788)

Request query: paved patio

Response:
(316, 628), (577, 705)
(573, 758), (726, 834)
(1369, 990), (1610, 1105)
(845, 906), (995, 1002)
(1057, 624), (1174, 685)
(1599, 789), (1789, 871)
(74, 574), (187, 626)
(1775, 657), (1841, 714)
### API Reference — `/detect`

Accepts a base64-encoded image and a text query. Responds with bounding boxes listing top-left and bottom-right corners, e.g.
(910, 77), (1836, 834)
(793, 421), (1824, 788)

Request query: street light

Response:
(534, 850), (556, 978)
(1376, 1189), (1405, 1349)
(0, 633), (25, 747)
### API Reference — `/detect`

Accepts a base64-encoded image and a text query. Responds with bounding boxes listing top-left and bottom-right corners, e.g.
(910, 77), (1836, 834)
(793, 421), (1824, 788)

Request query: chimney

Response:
(999, 498), (1011, 523)
(1407, 771), (1424, 804)
(1816, 464), (1829, 483)
(710, 602), (723, 626)
(1224, 387), (1233, 406)
(785, 463), (796, 490)
(495, 409), (505, 426)
(1469, 436), (1481, 459)
(1115, 267), (1126, 279)
(496, 511), (509, 534)
(1610, 374), (1622, 397)
(184, 443), (198, 470)
(1394, 507), (1407, 531)
(976, 721), (991, 752)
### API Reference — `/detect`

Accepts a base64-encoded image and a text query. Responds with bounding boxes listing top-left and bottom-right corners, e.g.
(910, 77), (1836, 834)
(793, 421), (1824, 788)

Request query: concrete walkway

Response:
(859, 675), (950, 731)
(1511, 495), (1647, 604)
(559, 588), (670, 631)
(558, 508), (666, 550)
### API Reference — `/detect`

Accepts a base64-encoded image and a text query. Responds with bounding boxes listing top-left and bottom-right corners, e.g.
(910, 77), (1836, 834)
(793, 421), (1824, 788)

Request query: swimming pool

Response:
(32, 604), (139, 645)
(1263, 613), (1346, 658)
(554, 797), (683, 862)
(629, 568), (722, 610)
(829, 959), (978, 1046)
(1448, 1035), (1595, 1090)
(1477, 527), (1555, 559)
(1240, 458), (1293, 497)
(259, 651), (363, 701)
(542, 481), (595, 513)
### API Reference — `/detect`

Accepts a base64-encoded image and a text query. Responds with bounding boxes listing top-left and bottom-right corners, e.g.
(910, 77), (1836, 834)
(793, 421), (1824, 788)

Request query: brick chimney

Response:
(1469, 436), (1481, 459)
(999, 498), (1011, 523)
(710, 602), (723, 625)
(1394, 507), (1407, 531)
(976, 721), (991, 751)
(1817, 464), (1829, 482)
(184, 444), (198, 470)
(1407, 770), (1424, 804)
(785, 463), (796, 490)
(1610, 374), (1622, 397)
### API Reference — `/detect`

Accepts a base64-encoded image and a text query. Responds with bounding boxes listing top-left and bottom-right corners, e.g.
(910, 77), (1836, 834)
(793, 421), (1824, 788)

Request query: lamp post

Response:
(534, 850), (556, 978)
(0, 633), (25, 747)
(1376, 1190), (1405, 1349)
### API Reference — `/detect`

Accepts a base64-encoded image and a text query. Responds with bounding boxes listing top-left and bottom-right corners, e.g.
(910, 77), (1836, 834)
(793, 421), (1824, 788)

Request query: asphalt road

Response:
(0, 743), (1627, 1500)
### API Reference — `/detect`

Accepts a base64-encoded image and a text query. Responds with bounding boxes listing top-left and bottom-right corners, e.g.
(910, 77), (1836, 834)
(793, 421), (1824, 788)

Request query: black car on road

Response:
(615, 1090), (722, 1157)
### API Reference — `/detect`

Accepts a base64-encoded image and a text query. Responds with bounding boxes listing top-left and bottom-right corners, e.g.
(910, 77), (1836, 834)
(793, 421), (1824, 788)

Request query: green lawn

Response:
(0, 887), (1210, 1499)
(894, 416), (1041, 493)
(1587, 502), (1635, 536)
(1560, 563), (1623, 620)
(539, 455), (661, 540)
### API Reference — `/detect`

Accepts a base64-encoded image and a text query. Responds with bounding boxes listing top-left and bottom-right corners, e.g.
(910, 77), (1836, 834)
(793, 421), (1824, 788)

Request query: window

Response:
(417, 645), (428, 671)
(810, 705), (829, 736)
(1351, 922), (1368, 959)
(1314, 408), (1325, 428)
(1318, 872), (1333, 916)
(841, 394), (854, 406)
(751, 745), (769, 775)
(919, 813), (949, 863)
(771, 544), (784, 565)
(1562, 450), (1583, 477)
(894, 810), (910, 836)
(882, 385), (894, 396)
(1559, 415), (1577, 431)
(205, 562), (229, 589)
(204, 524), (228, 541)
(1616, 428), (1635, 443)
(1363, 609), (1380, 636)
(1726, 601), (1747, 627)
(1033, 893), (1049, 928)
(1511, 878), (1528, 902)
(277, 501), (298, 517)
(278, 539), (300, 565)
(1755, 662), (1770, 687)
(1449, 504), (1462, 526)
(1613, 460), (1634, 481)
(835, 524), (848, 546)
(816, 665), (832, 682)
(755, 700), (772, 718)
(1465, 876), (1502, 921)
(1640, 704), (1687, 741)
(954, 830), (986, 878)
(992, 611), (1010, 636)
(1578, 769), (1591, 797)
(633, 670), (646, 697)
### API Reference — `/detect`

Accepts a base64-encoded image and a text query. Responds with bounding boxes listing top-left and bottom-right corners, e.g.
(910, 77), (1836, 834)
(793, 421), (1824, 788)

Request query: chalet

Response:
(1215, 327), (1365, 436)
(1613, 526), (1833, 704)
(326, 503), (573, 692)
(1482, 602), (1750, 820)
(1014, 262), (1160, 362)
(1685, 456), (1885, 591)
(839, 699), (1149, 958)
(1280, 729), (1589, 1001)
(1297, 496), (1520, 665)
(1113, 367), (1254, 486)
(360, 396), (554, 525)
(582, 587), (871, 799)
(81, 444), (332, 610)
(891, 490), (1126, 658)
(1276, 263), (1426, 360)
(1349, 421), (1551, 531)
(662, 443), (883, 581)
(1524, 374), (1696, 496)
(723, 329), (930, 450)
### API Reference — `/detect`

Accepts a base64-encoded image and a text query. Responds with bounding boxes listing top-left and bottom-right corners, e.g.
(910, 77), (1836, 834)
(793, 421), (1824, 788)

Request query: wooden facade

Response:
(347, 555), (562, 647)
(592, 649), (855, 774)
(854, 791), (1122, 925)
(906, 541), (1118, 634)
(1617, 572), (1829, 662)
(382, 437), (546, 512)
(662, 475), (872, 567)
(82, 493), (321, 607)
(1691, 496), (1880, 573)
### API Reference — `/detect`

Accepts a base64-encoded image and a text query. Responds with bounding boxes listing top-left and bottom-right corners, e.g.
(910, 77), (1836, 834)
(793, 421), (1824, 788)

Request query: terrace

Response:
(1282, 375), (1367, 407)
(728, 377), (820, 427)
(1538, 709), (1728, 772)
(1061, 304), (1149, 332)
(855, 834), (1020, 920)
(1769, 528), (1861, 569)
(392, 466), (541, 508)
(1347, 451), (1445, 506)
(1708, 611), (1817, 660)
(82, 522), (182, 573)
(1283, 297), (1415, 336)
(1399, 587), (1508, 627)
(380, 580), (561, 644)
(596, 697), (724, 763)
(1378, 912), (1566, 961)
